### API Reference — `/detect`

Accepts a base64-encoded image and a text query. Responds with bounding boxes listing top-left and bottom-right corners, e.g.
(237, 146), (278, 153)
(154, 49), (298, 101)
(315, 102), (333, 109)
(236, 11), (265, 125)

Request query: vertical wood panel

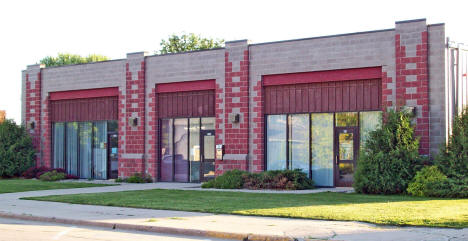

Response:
(264, 79), (381, 114)
(157, 90), (215, 118)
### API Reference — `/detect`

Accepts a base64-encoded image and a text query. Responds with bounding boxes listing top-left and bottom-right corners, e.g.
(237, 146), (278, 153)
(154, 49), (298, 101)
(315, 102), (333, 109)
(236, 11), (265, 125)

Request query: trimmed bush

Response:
(0, 120), (35, 177)
(22, 167), (78, 180)
(354, 110), (422, 194)
(202, 169), (314, 190)
(407, 166), (448, 197)
(115, 173), (152, 183)
(201, 170), (246, 189)
(39, 170), (66, 181)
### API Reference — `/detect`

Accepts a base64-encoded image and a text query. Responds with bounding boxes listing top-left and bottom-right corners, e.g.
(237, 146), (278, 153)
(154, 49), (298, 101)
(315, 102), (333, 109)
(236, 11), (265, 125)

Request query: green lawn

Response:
(0, 179), (113, 193)
(24, 189), (468, 228)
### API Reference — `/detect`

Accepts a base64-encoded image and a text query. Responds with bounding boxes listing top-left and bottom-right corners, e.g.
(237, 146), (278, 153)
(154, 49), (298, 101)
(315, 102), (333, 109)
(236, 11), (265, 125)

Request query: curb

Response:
(0, 212), (295, 241)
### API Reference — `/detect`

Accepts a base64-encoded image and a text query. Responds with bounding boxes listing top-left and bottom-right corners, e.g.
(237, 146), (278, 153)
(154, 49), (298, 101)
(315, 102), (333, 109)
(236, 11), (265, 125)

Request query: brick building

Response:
(22, 19), (467, 186)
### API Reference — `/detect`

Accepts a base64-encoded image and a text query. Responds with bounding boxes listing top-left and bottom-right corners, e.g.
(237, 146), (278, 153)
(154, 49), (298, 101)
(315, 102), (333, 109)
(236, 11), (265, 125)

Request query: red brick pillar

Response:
(395, 19), (430, 155)
(24, 64), (43, 167)
(146, 86), (158, 180)
(118, 52), (147, 177)
(216, 40), (250, 175)
(41, 94), (52, 168)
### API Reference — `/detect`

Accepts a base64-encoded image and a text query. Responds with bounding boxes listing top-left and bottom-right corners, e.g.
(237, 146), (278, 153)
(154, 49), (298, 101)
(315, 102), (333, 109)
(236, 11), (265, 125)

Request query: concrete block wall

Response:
(395, 19), (430, 155)
(118, 52), (147, 177)
(216, 40), (250, 175)
(22, 19), (450, 179)
(23, 64), (43, 166)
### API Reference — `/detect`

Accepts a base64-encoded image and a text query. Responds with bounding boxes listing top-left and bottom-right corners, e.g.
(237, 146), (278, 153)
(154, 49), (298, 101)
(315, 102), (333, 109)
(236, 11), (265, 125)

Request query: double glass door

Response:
(160, 117), (215, 183)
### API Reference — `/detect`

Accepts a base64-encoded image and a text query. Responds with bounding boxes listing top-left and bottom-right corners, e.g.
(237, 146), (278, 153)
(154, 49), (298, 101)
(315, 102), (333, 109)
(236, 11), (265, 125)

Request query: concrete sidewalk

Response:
(0, 183), (467, 241)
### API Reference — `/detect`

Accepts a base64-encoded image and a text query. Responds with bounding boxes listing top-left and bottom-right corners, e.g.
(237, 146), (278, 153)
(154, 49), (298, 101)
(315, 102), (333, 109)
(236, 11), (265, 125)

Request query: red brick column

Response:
(25, 64), (43, 167)
(146, 86), (158, 180)
(41, 94), (52, 168)
(395, 20), (430, 155)
(216, 40), (249, 175)
(250, 78), (264, 173)
(118, 52), (147, 177)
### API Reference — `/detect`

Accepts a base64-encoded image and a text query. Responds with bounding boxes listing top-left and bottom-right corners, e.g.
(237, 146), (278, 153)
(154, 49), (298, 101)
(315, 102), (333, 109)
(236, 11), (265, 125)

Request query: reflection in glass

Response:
(174, 119), (189, 182)
(335, 112), (358, 127)
(203, 134), (215, 179)
(79, 122), (92, 179)
(53, 123), (65, 169)
(189, 118), (200, 182)
(311, 113), (334, 186)
(289, 114), (310, 176)
(66, 122), (79, 176)
(93, 121), (107, 180)
(267, 115), (287, 171)
(201, 117), (215, 130)
(339, 133), (354, 160)
(339, 162), (354, 183)
(360, 111), (382, 148)
(160, 119), (173, 181)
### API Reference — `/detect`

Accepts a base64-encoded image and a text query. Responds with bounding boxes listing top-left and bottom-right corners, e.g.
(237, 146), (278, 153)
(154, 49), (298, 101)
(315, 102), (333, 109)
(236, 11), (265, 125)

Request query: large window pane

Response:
(160, 119), (173, 181)
(93, 121), (107, 180)
(289, 114), (310, 176)
(335, 112), (358, 127)
(79, 122), (92, 179)
(311, 113), (334, 186)
(66, 122), (79, 176)
(189, 118), (200, 182)
(360, 111), (382, 148)
(267, 115), (287, 171)
(53, 123), (65, 169)
(174, 118), (189, 182)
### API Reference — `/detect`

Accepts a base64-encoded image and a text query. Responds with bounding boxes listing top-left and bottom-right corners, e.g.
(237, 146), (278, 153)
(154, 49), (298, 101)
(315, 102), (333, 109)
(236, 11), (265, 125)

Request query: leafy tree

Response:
(158, 33), (224, 54)
(39, 53), (108, 67)
(354, 110), (422, 194)
(0, 119), (35, 177)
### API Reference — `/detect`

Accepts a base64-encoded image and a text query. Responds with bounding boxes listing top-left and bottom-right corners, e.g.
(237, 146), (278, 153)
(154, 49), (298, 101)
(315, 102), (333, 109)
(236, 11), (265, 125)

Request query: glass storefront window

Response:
(335, 112), (358, 126)
(289, 114), (310, 176)
(266, 115), (287, 171)
(360, 111), (382, 148)
(160, 119), (174, 182)
(189, 118), (200, 182)
(174, 118), (189, 182)
(201, 117), (215, 130)
(79, 122), (92, 179)
(93, 121), (107, 180)
(53, 123), (65, 169)
(311, 113), (334, 186)
(66, 122), (79, 176)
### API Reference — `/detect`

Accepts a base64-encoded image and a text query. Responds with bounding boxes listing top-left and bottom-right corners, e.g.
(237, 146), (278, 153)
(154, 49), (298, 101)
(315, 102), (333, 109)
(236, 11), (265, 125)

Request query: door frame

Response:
(334, 126), (359, 187)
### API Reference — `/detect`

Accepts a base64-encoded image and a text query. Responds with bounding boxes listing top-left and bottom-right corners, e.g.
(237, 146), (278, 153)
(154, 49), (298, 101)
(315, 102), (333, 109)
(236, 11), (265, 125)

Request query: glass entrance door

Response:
(200, 130), (215, 182)
(334, 127), (359, 187)
(108, 133), (118, 179)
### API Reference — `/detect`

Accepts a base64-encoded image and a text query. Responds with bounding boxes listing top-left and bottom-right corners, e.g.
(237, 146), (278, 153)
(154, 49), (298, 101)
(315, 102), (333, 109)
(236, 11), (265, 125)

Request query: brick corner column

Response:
(118, 52), (147, 178)
(146, 84), (158, 180)
(395, 19), (430, 155)
(216, 40), (250, 175)
(24, 64), (44, 167)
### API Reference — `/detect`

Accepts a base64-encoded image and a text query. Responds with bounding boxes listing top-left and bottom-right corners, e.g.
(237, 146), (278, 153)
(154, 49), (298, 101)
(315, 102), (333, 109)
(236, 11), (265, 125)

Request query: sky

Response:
(0, 0), (467, 124)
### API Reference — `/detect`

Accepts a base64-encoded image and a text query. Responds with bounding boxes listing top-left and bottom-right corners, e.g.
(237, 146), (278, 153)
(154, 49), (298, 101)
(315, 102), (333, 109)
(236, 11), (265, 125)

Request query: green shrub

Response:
(201, 170), (246, 189)
(435, 107), (468, 180)
(39, 170), (66, 181)
(0, 120), (35, 177)
(202, 169), (314, 190)
(418, 106), (468, 198)
(354, 110), (422, 194)
(115, 173), (152, 183)
(407, 166), (448, 197)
